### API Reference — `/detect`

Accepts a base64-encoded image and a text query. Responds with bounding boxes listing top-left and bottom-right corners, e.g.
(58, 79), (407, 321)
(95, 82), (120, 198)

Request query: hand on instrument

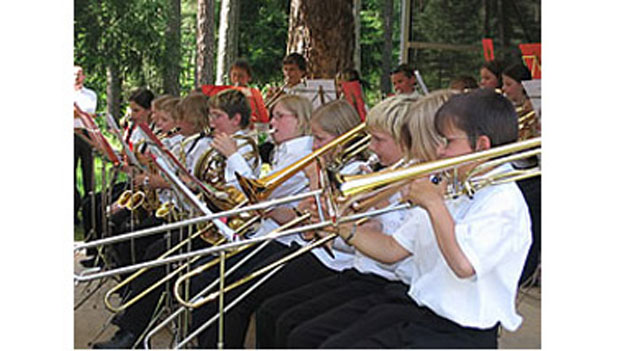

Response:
(402, 176), (446, 210)
(211, 132), (238, 158)
(302, 162), (320, 190)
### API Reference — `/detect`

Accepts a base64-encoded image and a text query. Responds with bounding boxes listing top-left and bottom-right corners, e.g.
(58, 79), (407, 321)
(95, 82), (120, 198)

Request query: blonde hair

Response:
(366, 95), (416, 147)
(270, 94), (312, 135)
(400, 89), (458, 162)
(152, 94), (174, 111)
(311, 100), (360, 136)
(178, 93), (209, 130)
(160, 97), (181, 121)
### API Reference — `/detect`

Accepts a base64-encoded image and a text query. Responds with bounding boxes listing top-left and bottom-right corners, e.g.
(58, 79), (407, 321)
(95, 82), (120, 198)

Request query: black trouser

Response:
(257, 269), (391, 348)
(75, 134), (93, 223)
(286, 282), (407, 348)
(192, 243), (336, 349)
(117, 230), (211, 335)
(182, 240), (288, 348)
(288, 284), (497, 349)
(81, 182), (127, 249)
(517, 175), (541, 284)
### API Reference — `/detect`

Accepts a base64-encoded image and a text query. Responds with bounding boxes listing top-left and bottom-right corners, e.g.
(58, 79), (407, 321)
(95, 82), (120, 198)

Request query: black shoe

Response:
(92, 329), (137, 349)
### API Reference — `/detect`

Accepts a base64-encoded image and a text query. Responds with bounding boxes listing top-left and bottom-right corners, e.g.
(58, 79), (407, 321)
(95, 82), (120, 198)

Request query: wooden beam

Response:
(405, 41), (479, 52)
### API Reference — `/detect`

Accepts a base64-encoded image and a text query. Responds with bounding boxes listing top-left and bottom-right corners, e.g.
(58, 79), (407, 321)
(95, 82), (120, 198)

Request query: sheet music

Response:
(288, 79), (337, 110)
(106, 113), (141, 168)
(305, 79), (337, 109)
(522, 79), (541, 118)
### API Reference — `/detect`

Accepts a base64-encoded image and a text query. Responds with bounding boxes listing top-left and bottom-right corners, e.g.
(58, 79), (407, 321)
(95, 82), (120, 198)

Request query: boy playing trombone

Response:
(289, 88), (533, 349)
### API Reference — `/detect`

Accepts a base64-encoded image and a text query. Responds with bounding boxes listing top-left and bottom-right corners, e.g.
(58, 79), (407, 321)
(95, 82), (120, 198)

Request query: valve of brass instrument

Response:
(116, 190), (133, 208)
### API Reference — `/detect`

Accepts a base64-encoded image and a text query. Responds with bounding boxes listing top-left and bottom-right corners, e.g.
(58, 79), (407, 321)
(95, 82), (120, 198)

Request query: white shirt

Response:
(398, 90), (422, 102)
(351, 192), (412, 281)
(222, 130), (262, 191)
(309, 159), (366, 272)
(184, 135), (212, 177)
(167, 133), (211, 212)
(74, 86), (97, 128)
(393, 163), (532, 331)
(157, 134), (184, 204)
(251, 136), (313, 246)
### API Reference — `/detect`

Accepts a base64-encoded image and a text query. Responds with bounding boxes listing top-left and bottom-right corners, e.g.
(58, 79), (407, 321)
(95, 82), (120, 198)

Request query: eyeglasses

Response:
(439, 136), (470, 147)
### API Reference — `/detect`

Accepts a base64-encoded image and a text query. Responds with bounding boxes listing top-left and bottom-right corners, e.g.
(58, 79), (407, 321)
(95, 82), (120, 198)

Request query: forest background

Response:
(75, 0), (541, 119)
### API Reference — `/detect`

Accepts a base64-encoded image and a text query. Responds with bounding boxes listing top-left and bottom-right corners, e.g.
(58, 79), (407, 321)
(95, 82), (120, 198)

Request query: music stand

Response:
(304, 79), (338, 110)
(74, 104), (121, 166)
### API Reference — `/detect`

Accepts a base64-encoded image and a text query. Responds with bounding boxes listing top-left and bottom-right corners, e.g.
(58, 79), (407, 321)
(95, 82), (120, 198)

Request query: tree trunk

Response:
(381, 0), (394, 95)
(106, 63), (121, 121)
(196, 0), (216, 87)
(353, 0), (361, 73)
(163, 0), (181, 96)
(216, 0), (240, 85)
(287, 0), (354, 79)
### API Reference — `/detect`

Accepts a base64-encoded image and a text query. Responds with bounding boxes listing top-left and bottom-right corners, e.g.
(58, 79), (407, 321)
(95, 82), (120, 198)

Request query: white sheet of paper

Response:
(522, 79), (541, 118)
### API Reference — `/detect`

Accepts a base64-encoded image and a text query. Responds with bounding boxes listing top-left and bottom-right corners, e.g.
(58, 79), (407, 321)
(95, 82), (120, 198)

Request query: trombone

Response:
(336, 137), (541, 211)
(75, 122), (368, 261)
(170, 137), (541, 311)
(237, 122), (367, 203)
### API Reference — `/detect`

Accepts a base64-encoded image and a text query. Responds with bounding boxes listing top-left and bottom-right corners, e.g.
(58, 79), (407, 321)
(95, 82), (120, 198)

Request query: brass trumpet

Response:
(263, 81), (287, 110)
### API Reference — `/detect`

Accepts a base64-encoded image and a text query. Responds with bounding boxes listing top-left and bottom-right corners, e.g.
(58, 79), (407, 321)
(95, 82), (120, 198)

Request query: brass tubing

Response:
(338, 137), (541, 198)
(237, 123), (367, 203)
(173, 213), (312, 308)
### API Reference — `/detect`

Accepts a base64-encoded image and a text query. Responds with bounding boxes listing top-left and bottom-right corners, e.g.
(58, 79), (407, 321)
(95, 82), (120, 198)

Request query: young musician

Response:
(265, 52), (307, 104)
(189, 98), (370, 349)
(501, 63), (540, 285)
(132, 97), (182, 200)
(449, 75), (478, 91)
(124, 88), (155, 153)
(281, 53), (307, 92)
(263, 91), (455, 348)
(206, 88), (262, 190)
(228, 59), (253, 87)
(390, 63), (420, 99)
(80, 88), (155, 267)
(479, 59), (505, 90)
(92, 93), (212, 349)
(502, 62), (533, 111)
(181, 94), (315, 347)
(294, 89), (532, 349)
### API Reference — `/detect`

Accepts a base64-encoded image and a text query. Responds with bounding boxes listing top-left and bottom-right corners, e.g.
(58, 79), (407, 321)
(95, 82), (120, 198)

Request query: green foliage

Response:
(358, 0), (402, 105)
(75, 0), (541, 113)
(75, 0), (169, 113)
(237, 0), (289, 87)
(411, 0), (483, 89)
(410, 0), (541, 90)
